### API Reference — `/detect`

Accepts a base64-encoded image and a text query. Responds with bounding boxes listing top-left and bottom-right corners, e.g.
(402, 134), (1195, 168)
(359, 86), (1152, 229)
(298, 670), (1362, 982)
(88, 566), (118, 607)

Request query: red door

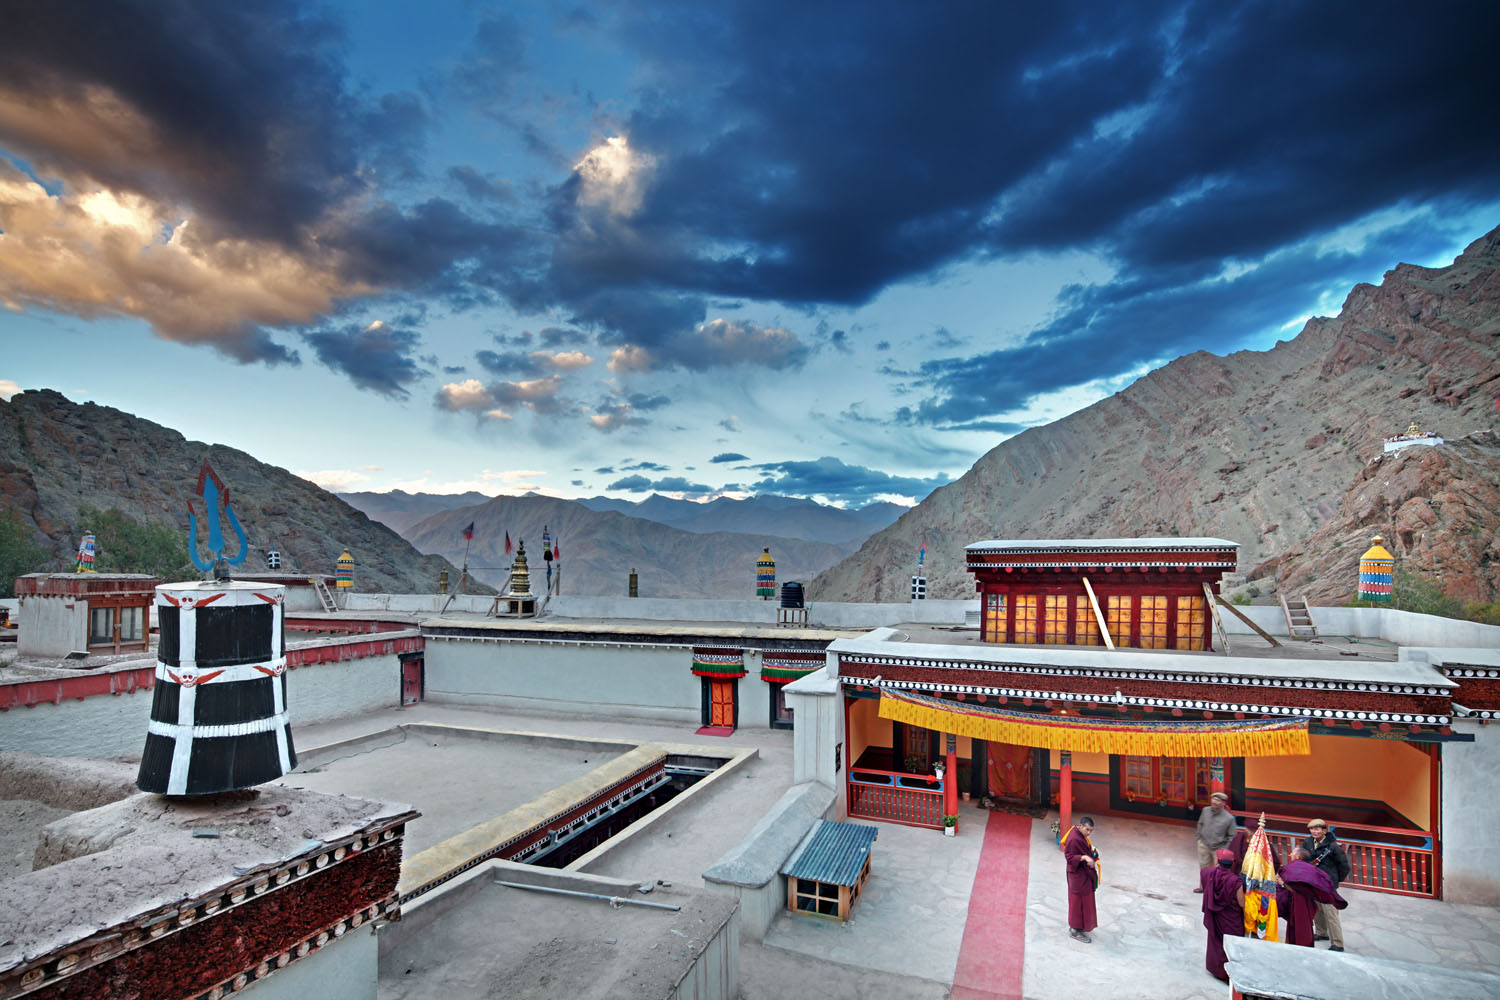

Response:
(401, 656), (423, 706)
(709, 679), (735, 727)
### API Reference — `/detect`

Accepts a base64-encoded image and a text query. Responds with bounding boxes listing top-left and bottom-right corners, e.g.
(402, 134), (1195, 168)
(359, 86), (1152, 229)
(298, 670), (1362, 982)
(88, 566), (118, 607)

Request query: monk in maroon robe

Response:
(1276, 848), (1348, 946)
(1201, 848), (1245, 981)
(1062, 817), (1099, 942)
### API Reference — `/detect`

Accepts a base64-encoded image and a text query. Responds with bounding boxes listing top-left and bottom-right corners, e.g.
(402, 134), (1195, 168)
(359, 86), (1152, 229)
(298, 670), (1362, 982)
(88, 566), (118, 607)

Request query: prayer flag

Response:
(461, 522), (474, 541)
(553, 542), (560, 560)
(918, 544), (925, 566)
(504, 531), (513, 554)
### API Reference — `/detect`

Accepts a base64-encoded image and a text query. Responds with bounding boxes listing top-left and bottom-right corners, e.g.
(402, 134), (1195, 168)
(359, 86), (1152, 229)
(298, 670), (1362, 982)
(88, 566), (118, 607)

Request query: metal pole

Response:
(493, 880), (681, 910)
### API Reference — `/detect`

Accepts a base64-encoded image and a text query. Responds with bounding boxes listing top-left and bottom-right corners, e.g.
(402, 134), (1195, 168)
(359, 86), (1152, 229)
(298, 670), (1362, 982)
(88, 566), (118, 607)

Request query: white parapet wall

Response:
(0, 641), (411, 760)
(543, 595), (975, 628)
(1219, 604), (1500, 648)
(423, 634), (709, 726)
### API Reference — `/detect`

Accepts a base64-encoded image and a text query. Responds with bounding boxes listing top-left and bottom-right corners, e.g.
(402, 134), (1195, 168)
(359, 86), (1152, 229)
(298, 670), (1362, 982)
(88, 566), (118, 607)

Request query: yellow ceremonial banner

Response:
(1242, 821), (1280, 940)
(876, 688), (1310, 758)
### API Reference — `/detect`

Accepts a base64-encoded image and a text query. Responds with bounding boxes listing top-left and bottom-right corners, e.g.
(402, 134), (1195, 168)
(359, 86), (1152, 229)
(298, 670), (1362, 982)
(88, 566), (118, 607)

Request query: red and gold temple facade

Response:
(965, 538), (1239, 650)
(832, 621), (1473, 898)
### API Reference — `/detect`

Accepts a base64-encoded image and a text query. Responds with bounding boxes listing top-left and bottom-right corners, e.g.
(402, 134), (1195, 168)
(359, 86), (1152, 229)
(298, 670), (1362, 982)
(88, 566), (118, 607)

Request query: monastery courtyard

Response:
(290, 700), (1500, 1000)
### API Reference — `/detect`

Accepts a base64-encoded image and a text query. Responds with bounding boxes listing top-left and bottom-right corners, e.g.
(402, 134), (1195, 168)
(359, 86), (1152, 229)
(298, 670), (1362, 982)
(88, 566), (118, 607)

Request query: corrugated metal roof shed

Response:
(781, 820), (878, 885)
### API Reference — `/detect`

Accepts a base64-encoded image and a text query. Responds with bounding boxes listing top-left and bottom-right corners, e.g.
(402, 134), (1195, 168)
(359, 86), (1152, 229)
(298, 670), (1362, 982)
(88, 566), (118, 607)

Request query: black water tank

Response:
(780, 582), (805, 608)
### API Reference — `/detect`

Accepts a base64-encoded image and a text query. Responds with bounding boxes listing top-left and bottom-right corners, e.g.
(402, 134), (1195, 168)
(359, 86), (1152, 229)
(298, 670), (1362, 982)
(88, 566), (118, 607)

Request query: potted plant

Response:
(942, 814), (958, 837)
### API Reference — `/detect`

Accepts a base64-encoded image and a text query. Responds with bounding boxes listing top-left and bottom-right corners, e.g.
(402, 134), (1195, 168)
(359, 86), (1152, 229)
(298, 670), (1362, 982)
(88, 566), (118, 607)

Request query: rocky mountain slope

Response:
(813, 225), (1500, 603)
(1269, 431), (1500, 605)
(402, 493), (857, 599)
(0, 390), (471, 593)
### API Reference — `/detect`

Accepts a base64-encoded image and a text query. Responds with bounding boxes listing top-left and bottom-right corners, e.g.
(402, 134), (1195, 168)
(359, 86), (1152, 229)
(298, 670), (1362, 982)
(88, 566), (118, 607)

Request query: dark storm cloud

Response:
(448, 166), (513, 203)
(650, 477), (714, 496)
(749, 457), (949, 505)
(9, 0), (1498, 402)
(475, 349), (548, 377)
(527, 0), (1500, 393)
(628, 393), (671, 411)
(536, 326), (591, 348)
(606, 473), (712, 495)
(710, 452), (748, 464)
(303, 321), (426, 398)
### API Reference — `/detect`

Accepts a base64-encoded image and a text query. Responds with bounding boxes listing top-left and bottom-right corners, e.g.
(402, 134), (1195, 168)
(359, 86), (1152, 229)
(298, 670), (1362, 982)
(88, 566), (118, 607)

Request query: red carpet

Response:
(694, 725), (735, 737)
(950, 811), (1031, 1000)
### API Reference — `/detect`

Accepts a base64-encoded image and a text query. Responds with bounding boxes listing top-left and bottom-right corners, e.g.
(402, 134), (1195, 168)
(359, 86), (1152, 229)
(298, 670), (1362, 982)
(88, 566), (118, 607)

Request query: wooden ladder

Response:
(1279, 593), (1319, 640)
(311, 577), (339, 613)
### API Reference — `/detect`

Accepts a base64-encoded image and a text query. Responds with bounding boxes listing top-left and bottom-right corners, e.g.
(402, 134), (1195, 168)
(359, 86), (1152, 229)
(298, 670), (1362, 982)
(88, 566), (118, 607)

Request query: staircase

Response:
(311, 577), (339, 613)
(1279, 593), (1319, 640)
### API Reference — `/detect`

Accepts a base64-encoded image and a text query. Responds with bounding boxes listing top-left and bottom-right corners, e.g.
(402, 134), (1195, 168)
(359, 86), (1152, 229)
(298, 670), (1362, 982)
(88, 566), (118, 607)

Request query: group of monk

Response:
(1059, 798), (1351, 984)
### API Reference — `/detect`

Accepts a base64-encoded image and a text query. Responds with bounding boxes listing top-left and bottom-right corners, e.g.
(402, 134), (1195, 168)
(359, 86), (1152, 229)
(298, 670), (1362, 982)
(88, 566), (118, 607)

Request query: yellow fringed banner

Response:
(877, 688), (1310, 757)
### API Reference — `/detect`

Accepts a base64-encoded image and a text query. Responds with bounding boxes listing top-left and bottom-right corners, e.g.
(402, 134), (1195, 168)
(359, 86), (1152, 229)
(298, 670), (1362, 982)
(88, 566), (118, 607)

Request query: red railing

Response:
(1234, 810), (1436, 898)
(847, 767), (944, 829)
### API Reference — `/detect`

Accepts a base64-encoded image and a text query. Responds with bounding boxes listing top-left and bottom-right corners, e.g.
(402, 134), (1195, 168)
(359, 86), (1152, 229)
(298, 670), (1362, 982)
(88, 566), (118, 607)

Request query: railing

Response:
(1234, 809), (1436, 898)
(847, 767), (944, 829)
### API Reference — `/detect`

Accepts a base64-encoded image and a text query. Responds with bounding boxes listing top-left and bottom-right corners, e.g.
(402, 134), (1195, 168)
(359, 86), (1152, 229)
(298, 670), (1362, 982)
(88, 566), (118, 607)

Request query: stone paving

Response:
(293, 702), (1500, 999)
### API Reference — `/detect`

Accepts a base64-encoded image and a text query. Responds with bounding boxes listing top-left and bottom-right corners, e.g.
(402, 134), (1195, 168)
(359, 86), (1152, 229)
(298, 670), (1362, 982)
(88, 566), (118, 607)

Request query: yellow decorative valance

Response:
(877, 688), (1309, 758)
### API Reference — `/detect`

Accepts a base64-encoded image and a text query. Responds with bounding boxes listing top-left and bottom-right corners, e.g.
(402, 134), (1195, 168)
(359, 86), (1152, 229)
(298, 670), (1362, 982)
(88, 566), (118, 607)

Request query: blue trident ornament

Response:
(187, 460), (249, 575)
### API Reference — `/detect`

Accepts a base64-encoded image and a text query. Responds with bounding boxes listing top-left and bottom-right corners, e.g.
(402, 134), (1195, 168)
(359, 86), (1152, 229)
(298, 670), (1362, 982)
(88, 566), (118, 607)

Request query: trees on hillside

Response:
(0, 507), (48, 598)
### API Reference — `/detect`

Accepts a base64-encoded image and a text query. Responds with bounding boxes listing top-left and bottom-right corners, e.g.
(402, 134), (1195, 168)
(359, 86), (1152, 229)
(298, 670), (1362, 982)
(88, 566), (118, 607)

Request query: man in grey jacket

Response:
(1194, 792), (1235, 892)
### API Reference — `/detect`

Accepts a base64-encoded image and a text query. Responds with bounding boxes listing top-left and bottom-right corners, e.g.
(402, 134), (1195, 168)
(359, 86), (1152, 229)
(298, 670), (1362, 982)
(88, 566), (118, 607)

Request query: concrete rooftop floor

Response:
(292, 700), (1500, 999)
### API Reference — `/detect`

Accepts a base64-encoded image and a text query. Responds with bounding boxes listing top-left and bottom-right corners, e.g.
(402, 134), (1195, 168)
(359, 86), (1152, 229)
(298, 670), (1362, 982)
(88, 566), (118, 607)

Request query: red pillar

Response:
(1060, 749), (1073, 835)
(1209, 756), (1226, 798)
(944, 733), (959, 824)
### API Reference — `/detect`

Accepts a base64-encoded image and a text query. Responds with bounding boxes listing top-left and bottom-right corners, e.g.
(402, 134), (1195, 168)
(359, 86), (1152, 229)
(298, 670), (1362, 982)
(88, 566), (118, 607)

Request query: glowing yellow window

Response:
(1139, 595), (1169, 649)
(1176, 595), (1206, 650)
(1073, 601), (1102, 645)
(1013, 595), (1039, 644)
(1106, 595), (1132, 646)
(983, 592), (1006, 643)
(1043, 595), (1069, 644)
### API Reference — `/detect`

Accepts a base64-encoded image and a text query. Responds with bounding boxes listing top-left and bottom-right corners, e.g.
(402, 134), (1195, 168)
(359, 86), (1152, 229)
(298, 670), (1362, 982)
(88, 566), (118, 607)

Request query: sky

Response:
(2, 1), (1498, 508)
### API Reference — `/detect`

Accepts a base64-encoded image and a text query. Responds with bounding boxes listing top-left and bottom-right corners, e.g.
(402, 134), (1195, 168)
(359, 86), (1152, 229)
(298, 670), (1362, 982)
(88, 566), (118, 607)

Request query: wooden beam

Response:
(1212, 590), (1282, 647)
(1080, 576), (1115, 650)
(1203, 582), (1232, 654)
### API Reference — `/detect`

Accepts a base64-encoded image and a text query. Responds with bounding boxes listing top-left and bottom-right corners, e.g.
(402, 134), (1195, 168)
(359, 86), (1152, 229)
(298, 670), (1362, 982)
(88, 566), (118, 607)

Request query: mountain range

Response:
(5, 226), (1496, 609)
(0, 391), (472, 594)
(397, 493), (858, 599)
(812, 224), (1500, 604)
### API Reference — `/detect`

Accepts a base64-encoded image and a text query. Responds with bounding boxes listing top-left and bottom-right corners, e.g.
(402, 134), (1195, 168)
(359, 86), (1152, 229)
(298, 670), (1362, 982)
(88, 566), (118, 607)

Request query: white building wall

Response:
(423, 637), (712, 726)
(243, 923), (377, 1000)
(1440, 719), (1500, 904)
(0, 652), (405, 760)
(16, 595), (89, 657)
(784, 665), (842, 791)
(287, 652), (405, 727)
(0, 683), (154, 759)
(1219, 605), (1500, 648)
(544, 595), (974, 627)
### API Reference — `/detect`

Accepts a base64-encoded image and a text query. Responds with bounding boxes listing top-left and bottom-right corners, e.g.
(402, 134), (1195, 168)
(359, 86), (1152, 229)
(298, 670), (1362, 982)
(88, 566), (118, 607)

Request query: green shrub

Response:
(0, 506), (48, 598)
(76, 505), (195, 580)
